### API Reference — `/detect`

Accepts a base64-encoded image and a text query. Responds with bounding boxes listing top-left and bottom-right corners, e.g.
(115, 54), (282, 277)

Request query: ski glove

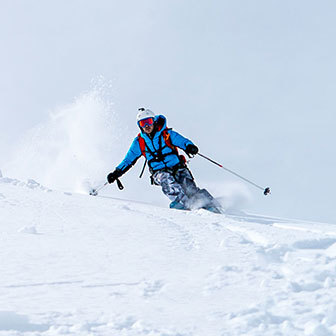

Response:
(186, 144), (199, 155)
(107, 169), (122, 184)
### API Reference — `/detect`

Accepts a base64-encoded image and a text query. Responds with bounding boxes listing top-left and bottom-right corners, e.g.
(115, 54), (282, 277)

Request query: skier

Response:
(107, 108), (221, 213)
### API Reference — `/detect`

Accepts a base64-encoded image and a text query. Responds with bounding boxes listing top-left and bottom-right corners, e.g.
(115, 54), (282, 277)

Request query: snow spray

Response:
(4, 80), (126, 193)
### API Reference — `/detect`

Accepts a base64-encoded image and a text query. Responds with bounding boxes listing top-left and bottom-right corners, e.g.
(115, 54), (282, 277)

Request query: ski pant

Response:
(152, 167), (216, 209)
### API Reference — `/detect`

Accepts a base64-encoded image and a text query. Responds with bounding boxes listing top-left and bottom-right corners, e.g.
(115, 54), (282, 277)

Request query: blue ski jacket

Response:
(116, 115), (194, 174)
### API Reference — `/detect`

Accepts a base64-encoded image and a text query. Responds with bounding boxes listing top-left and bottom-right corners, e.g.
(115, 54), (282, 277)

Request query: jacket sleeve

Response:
(169, 130), (194, 150)
(116, 137), (142, 174)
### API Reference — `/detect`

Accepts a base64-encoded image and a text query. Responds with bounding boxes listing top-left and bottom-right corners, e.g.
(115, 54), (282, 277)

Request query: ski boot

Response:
(169, 200), (188, 210)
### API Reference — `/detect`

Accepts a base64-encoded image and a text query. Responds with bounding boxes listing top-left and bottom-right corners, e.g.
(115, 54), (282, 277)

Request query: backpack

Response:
(137, 129), (186, 177)
(138, 129), (177, 157)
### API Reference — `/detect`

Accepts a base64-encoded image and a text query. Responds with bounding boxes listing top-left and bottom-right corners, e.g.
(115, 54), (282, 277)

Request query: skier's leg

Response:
(174, 168), (199, 198)
(152, 170), (189, 209)
(175, 168), (207, 209)
(175, 168), (221, 211)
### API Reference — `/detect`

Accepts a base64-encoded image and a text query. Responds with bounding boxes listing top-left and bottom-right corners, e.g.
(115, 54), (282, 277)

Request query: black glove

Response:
(107, 169), (122, 184)
(186, 144), (199, 155)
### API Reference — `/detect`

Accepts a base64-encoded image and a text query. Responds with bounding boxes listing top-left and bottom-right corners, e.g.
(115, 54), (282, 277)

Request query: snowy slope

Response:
(1, 174), (336, 336)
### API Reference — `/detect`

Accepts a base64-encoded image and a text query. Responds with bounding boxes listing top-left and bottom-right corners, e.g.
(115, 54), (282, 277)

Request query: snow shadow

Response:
(0, 311), (49, 332)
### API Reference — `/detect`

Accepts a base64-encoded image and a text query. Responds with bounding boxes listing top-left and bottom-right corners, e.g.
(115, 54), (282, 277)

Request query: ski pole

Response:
(197, 153), (271, 196)
(90, 179), (124, 196)
(90, 182), (108, 196)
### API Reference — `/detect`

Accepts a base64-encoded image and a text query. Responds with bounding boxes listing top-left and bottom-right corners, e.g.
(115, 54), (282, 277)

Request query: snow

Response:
(3, 87), (124, 194)
(1, 173), (336, 335)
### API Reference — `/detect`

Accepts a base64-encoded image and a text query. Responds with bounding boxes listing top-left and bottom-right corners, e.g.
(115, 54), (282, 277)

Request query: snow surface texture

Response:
(1, 174), (336, 336)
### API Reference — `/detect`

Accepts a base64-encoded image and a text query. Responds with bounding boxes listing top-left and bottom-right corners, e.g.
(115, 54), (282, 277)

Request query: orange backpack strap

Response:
(163, 129), (188, 165)
(137, 133), (146, 157)
(162, 129), (178, 153)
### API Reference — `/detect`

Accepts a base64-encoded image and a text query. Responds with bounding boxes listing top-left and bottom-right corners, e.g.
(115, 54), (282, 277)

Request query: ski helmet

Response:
(136, 108), (155, 123)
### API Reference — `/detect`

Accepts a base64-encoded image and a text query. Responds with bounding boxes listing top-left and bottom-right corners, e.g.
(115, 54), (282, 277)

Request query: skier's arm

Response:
(169, 130), (199, 155)
(116, 137), (142, 174)
(107, 137), (142, 183)
(169, 130), (194, 150)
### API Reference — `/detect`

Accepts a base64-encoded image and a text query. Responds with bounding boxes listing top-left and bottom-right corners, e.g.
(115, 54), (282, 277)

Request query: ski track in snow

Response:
(1, 176), (336, 335)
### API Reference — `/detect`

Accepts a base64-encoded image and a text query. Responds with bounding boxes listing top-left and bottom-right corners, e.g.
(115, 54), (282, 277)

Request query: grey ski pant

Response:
(152, 167), (215, 209)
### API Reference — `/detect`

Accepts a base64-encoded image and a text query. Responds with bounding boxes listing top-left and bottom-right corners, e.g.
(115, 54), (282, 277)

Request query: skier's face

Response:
(142, 124), (154, 134)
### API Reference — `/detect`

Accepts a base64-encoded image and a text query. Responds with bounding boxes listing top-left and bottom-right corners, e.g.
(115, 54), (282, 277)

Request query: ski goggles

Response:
(138, 117), (154, 128)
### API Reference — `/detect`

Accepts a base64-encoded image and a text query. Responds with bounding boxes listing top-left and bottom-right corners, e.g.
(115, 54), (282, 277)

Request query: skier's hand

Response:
(107, 169), (122, 184)
(186, 144), (199, 155)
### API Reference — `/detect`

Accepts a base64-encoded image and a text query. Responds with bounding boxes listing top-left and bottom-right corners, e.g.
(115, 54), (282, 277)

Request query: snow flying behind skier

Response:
(107, 108), (221, 213)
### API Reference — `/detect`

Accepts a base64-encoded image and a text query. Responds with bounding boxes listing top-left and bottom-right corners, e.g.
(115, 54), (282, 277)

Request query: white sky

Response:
(1, 0), (336, 223)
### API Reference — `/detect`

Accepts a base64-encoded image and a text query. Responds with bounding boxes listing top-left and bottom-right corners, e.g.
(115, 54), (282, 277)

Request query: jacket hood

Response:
(154, 115), (167, 134)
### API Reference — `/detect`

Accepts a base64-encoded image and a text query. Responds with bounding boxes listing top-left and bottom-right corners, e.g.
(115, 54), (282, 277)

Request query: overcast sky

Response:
(1, 0), (336, 223)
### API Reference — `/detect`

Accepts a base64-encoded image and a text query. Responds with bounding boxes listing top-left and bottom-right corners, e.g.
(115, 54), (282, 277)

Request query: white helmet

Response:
(136, 108), (155, 122)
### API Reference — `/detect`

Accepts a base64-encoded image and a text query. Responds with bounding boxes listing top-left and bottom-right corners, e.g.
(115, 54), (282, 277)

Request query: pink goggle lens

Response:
(138, 118), (154, 128)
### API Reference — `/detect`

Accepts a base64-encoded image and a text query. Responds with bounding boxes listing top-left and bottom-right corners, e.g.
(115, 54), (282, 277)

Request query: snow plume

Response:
(5, 81), (125, 192)
(208, 181), (252, 214)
